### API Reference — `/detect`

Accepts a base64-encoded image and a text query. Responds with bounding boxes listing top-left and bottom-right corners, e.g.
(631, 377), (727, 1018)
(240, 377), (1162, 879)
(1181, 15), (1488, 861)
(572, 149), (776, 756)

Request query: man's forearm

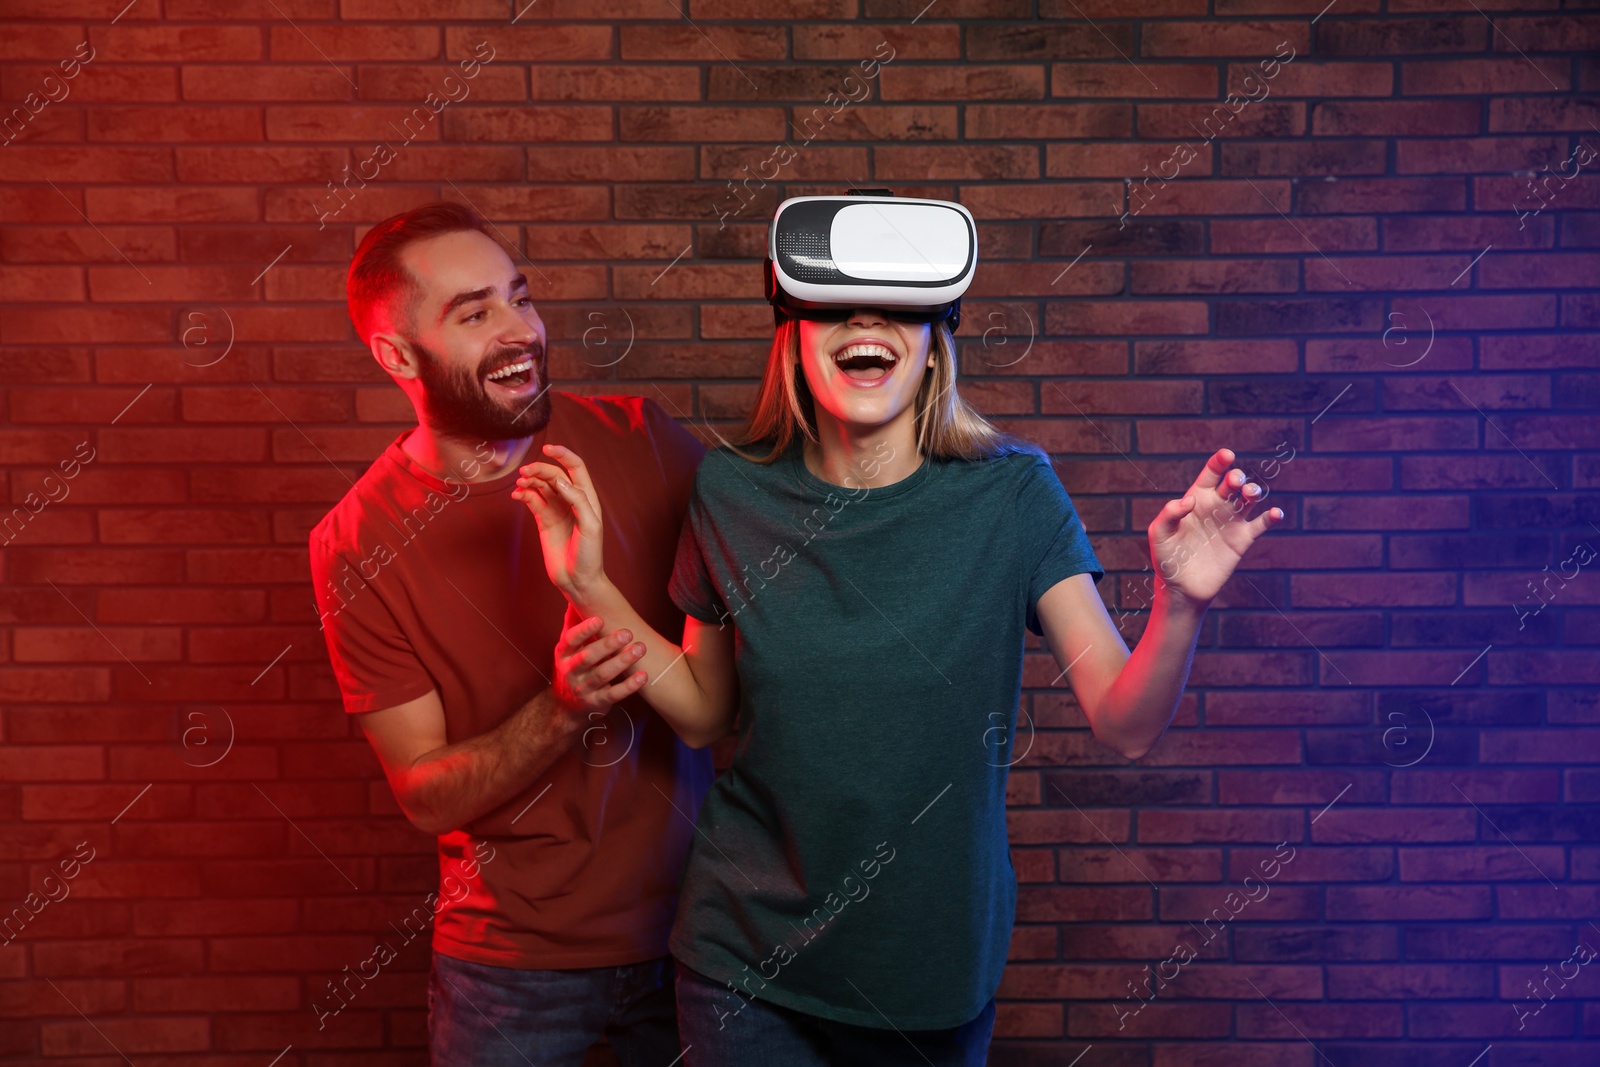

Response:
(399, 687), (581, 835)
(1092, 589), (1207, 760)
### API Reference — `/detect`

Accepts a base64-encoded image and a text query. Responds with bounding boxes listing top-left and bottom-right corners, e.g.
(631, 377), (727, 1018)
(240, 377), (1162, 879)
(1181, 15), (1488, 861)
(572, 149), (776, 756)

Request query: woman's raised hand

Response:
(513, 444), (607, 599)
(1148, 447), (1284, 610)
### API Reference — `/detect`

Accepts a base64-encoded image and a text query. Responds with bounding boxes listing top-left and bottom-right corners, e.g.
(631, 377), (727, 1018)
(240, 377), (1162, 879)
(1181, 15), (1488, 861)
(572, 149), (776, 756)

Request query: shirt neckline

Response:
(385, 404), (555, 498)
(786, 435), (934, 502)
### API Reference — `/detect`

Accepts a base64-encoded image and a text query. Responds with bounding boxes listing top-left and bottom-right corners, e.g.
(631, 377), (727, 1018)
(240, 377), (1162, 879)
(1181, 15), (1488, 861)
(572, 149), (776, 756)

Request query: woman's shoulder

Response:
(690, 440), (791, 498)
(935, 440), (1052, 485)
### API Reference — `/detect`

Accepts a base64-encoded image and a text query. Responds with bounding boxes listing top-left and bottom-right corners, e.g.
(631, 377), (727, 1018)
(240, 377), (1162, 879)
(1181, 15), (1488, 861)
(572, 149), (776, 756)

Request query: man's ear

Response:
(371, 331), (418, 380)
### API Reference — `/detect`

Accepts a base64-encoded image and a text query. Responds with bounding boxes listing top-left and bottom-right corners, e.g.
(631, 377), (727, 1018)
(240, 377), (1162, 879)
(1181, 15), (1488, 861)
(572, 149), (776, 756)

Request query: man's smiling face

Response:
(392, 228), (552, 443)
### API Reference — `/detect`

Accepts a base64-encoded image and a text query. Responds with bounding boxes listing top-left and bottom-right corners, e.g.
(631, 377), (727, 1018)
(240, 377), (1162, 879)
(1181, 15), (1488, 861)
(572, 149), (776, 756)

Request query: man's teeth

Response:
(486, 358), (534, 381)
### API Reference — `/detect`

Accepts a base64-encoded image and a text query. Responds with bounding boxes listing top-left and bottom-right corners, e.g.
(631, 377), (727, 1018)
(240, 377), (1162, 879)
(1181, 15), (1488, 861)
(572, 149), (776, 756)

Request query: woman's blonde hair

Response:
(726, 316), (1044, 465)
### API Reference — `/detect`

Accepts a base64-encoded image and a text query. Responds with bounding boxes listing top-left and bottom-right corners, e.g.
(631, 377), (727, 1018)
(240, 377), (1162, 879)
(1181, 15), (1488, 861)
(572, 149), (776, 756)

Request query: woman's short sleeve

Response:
(1020, 453), (1104, 636)
(667, 484), (726, 625)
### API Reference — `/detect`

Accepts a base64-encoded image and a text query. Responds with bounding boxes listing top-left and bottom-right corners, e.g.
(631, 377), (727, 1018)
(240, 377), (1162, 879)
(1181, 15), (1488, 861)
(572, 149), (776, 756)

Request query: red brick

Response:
(1222, 139), (1387, 177)
(1300, 177), (1467, 214)
(994, 1001), (1062, 1038)
(130, 975), (300, 1013)
(1312, 99), (1481, 136)
(1319, 18), (1489, 55)
(1403, 57), (1570, 94)
(880, 64), (1045, 100)
(1053, 62), (1217, 99)
(966, 103), (1130, 139)
(1141, 22), (1308, 58)
(811, 21), (958, 58)
(1046, 141), (1216, 180)
(90, 25), (261, 60)
(1044, 299), (1206, 334)
(1490, 96), (1600, 133)
(1211, 216), (1376, 255)
(1481, 253), (1600, 290)
(1396, 135), (1569, 175)
(1239, 1001), (1404, 1038)
(1138, 809), (1304, 844)
(621, 25), (785, 62)
(960, 182), (1126, 220)
(1409, 1001), (1576, 1039)
(1073, 1000), (1232, 1038)
(32, 938), (206, 976)
(1136, 101), (1304, 139)
(875, 144), (1038, 180)
(0, 978), (124, 1019)
(1228, 60), (1392, 97)
(1495, 15), (1600, 52)
(966, 22), (1127, 60)
(1016, 885), (1152, 922)
(1132, 259), (1299, 294)
(41, 1017), (208, 1056)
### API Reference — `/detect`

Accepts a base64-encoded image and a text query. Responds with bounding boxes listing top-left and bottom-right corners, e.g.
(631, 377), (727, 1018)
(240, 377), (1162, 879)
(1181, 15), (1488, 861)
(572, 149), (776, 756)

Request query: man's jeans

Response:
(427, 950), (683, 1067)
(674, 962), (995, 1067)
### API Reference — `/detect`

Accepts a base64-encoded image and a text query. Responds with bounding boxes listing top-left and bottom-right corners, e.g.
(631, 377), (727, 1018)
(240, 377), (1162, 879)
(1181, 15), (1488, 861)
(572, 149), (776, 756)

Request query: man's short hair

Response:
(346, 201), (491, 348)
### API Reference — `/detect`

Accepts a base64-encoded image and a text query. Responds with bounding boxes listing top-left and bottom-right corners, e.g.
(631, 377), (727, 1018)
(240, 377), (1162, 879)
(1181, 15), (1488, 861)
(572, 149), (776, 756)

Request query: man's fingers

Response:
(571, 631), (640, 676)
(578, 640), (645, 688)
(555, 614), (605, 657)
(595, 670), (648, 705)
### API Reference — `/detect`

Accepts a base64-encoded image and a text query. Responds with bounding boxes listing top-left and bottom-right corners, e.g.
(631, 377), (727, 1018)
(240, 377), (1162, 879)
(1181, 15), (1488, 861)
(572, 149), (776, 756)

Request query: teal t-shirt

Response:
(665, 434), (1104, 1030)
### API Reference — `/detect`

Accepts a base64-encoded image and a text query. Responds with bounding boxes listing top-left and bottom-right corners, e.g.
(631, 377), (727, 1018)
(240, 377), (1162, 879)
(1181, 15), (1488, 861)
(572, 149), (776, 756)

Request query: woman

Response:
(514, 305), (1281, 1065)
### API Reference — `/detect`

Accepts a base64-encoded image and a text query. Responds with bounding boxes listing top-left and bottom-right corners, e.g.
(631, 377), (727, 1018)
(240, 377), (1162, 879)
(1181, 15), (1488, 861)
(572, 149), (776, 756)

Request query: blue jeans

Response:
(674, 962), (995, 1067)
(427, 950), (683, 1067)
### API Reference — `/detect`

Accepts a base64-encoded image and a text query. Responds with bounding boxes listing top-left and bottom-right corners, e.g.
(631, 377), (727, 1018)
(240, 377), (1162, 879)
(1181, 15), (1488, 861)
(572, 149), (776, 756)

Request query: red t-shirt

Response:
(308, 392), (714, 969)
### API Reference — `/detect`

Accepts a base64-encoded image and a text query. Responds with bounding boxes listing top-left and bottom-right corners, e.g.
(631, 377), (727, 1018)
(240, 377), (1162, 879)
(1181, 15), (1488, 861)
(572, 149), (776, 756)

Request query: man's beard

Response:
(410, 337), (553, 443)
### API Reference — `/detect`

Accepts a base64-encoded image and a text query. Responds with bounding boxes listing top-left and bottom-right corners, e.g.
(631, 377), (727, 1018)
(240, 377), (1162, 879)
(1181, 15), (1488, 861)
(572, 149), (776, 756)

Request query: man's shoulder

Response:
(556, 390), (663, 436)
(308, 441), (408, 557)
(556, 391), (706, 463)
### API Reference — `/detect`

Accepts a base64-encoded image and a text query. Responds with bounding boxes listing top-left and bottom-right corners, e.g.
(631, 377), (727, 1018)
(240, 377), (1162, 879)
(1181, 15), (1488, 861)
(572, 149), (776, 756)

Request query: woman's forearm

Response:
(567, 576), (730, 747)
(1091, 589), (1207, 760)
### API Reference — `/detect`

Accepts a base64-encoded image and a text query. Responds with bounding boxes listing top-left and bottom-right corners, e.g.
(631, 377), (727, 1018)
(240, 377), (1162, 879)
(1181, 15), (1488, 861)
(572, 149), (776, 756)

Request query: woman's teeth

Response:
(833, 344), (897, 381)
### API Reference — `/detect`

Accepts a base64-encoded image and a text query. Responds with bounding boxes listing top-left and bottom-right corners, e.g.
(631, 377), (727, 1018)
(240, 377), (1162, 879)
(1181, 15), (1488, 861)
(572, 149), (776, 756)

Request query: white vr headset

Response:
(763, 190), (976, 329)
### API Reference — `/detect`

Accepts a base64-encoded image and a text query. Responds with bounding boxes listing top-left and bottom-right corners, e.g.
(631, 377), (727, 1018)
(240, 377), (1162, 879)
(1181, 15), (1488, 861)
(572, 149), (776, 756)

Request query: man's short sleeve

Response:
(667, 480), (726, 626)
(309, 531), (437, 714)
(1019, 452), (1104, 637)
(641, 396), (707, 513)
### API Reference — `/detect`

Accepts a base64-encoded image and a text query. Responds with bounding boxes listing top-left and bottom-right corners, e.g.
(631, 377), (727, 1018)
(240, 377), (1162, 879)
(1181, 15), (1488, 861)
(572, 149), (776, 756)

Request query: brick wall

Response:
(1, 1), (1597, 1063)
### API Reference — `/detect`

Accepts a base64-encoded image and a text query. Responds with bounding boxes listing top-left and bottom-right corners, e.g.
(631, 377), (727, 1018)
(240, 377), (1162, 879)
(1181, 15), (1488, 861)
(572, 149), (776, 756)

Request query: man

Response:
(308, 200), (713, 1066)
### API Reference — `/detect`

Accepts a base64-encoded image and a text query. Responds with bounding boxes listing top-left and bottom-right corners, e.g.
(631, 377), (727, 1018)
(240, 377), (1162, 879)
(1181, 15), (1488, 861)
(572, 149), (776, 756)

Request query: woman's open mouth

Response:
(832, 342), (898, 386)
